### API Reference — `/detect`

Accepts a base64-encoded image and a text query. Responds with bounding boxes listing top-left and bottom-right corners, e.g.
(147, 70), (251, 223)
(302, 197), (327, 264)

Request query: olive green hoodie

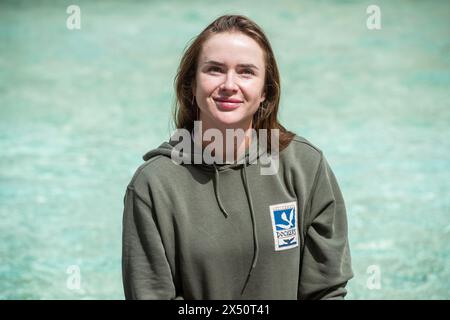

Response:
(122, 134), (353, 299)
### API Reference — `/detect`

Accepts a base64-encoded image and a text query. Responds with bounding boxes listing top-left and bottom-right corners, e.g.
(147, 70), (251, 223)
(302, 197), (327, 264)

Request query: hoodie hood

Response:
(142, 133), (267, 295)
(143, 132), (266, 168)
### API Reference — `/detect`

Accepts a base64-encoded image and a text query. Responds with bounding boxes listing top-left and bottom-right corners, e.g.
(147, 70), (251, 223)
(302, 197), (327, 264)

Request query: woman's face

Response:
(193, 31), (266, 131)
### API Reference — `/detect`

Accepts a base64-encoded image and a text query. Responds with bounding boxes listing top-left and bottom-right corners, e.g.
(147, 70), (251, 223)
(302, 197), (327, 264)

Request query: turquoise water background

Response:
(1, 0), (449, 299)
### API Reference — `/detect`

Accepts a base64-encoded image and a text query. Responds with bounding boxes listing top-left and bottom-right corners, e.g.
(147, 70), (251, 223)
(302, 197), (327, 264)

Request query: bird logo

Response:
(275, 208), (295, 230)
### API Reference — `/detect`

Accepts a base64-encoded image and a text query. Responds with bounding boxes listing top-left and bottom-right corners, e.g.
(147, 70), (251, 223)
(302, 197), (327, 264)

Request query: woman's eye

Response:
(208, 66), (222, 73)
(241, 68), (255, 75)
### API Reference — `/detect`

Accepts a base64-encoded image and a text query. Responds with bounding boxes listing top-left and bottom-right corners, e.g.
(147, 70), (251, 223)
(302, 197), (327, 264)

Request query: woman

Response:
(122, 14), (353, 300)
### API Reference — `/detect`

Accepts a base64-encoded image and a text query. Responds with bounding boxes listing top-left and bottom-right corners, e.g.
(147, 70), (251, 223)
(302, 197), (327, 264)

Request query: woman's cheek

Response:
(201, 78), (220, 94)
(241, 84), (257, 101)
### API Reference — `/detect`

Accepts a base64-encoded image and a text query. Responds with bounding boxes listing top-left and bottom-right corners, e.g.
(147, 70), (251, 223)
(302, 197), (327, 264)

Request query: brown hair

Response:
(172, 14), (295, 152)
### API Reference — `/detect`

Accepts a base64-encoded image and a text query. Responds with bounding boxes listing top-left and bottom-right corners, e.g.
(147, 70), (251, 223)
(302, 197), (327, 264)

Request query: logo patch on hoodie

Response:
(269, 201), (299, 251)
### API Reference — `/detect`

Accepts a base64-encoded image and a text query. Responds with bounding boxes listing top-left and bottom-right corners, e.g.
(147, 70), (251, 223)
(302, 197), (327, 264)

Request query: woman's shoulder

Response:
(275, 133), (330, 184)
(281, 134), (324, 164)
(126, 153), (179, 191)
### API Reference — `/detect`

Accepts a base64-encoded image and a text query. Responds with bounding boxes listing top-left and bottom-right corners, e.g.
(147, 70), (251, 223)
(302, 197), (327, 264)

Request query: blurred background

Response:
(0, 0), (449, 299)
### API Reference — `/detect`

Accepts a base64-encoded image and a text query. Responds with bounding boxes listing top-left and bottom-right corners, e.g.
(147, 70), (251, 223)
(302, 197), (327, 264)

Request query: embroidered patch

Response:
(269, 201), (299, 251)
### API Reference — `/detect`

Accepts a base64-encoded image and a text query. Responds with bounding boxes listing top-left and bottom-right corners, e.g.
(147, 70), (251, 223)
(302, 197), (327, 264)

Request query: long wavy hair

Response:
(172, 14), (295, 152)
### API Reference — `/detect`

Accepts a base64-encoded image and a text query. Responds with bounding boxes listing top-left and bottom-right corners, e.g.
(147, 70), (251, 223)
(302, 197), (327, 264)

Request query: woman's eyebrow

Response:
(203, 60), (259, 70)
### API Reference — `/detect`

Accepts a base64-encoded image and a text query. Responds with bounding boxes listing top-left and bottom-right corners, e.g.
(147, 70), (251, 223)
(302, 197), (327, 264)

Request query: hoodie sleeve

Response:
(298, 153), (353, 300)
(122, 186), (183, 300)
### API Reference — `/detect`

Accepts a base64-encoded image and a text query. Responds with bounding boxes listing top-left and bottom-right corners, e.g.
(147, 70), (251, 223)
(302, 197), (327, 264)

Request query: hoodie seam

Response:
(297, 151), (323, 299)
(303, 152), (324, 231)
(288, 136), (324, 236)
(126, 185), (154, 211)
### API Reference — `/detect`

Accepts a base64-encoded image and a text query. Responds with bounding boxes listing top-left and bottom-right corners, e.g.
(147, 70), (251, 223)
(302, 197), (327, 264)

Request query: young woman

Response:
(122, 14), (353, 300)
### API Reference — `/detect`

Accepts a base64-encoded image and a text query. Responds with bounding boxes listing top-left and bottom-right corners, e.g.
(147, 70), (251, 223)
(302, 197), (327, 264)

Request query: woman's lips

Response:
(214, 98), (243, 110)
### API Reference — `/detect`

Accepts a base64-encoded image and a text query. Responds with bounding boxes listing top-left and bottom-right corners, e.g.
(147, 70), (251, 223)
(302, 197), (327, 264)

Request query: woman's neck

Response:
(193, 119), (253, 163)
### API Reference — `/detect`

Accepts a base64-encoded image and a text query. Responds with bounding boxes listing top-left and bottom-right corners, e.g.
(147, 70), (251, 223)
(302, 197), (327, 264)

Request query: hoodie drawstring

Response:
(212, 159), (259, 296)
(212, 163), (230, 218)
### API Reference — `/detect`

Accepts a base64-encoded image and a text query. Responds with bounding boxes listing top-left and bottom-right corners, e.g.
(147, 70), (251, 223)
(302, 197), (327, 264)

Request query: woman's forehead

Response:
(199, 32), (265, 66)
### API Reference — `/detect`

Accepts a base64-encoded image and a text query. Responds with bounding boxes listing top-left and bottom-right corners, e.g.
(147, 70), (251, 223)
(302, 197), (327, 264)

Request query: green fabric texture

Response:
(122, 135), (353, 299)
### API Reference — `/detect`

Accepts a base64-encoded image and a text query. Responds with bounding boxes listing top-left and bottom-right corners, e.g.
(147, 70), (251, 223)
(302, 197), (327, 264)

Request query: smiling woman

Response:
(195, 31), (266, 132)
(122, 14), (353, 300)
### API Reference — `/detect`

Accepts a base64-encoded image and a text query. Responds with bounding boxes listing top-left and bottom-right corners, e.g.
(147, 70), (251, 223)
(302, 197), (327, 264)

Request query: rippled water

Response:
(1, 0), (449, 299)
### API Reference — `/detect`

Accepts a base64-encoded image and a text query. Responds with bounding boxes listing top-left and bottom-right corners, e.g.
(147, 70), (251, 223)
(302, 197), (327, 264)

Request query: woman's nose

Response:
(221, 71), (238, 91)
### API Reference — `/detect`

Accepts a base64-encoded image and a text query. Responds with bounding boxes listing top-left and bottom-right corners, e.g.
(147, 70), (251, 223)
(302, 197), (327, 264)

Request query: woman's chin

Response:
(212, 115), (249, 128)
(201, 109), (252, 128)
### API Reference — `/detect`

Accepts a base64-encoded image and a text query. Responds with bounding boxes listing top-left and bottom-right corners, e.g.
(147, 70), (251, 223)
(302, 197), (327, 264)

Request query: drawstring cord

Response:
(212, 163), (230, 218)
(212, 158), (260, 296)
(240, 160), (260, 295)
